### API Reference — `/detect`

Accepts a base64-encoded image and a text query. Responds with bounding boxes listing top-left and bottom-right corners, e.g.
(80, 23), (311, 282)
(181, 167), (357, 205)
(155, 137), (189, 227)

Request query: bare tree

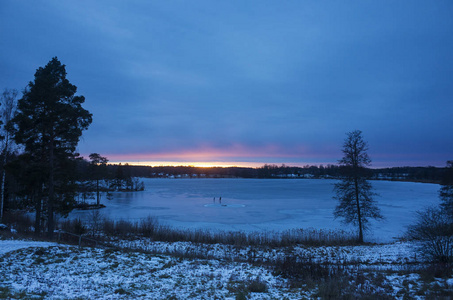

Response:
(0, 88), (18, 223)
(333, 130), (383, 243)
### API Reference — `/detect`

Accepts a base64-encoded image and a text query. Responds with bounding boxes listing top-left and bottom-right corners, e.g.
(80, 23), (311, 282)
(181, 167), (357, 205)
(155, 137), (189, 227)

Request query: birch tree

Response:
(0, 88), (17, 223)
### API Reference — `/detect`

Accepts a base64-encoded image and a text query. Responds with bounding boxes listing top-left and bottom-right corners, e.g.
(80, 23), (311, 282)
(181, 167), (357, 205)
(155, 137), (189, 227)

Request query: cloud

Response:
(2, 1), (453, 167)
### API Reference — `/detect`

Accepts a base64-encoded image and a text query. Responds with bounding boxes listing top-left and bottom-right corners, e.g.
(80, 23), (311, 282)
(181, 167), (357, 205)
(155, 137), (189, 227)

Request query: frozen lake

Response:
(69, 178), (441, 242)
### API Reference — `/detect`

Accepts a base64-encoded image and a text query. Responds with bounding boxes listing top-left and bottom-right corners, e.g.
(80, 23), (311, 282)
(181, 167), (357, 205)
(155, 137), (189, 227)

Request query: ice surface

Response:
(69, 178), (440, 242)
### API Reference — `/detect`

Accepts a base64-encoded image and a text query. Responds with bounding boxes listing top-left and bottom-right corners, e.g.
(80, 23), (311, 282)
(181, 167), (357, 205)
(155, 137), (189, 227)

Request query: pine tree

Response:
(12, 57), (92, 237)
(333, 130), (383, 243)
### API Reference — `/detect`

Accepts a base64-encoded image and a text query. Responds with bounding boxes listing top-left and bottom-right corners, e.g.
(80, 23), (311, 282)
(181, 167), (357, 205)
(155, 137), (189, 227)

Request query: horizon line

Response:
(107, 160), (445, 169)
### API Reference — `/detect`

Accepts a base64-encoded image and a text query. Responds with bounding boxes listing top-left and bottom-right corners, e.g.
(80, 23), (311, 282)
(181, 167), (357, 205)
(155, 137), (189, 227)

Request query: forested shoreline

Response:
(115, 163), (447, 183)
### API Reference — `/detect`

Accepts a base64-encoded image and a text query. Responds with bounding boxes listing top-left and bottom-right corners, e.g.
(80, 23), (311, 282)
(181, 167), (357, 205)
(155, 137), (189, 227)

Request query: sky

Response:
(1, 1), (452, 168)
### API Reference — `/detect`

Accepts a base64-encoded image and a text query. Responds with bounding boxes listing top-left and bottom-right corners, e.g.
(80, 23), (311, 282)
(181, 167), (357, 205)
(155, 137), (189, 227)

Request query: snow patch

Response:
(0, 240), (58, 256)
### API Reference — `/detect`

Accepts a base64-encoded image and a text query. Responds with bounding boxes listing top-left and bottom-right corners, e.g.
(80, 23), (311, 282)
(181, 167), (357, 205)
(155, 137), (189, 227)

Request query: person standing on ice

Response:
(219, 197), (222, 204)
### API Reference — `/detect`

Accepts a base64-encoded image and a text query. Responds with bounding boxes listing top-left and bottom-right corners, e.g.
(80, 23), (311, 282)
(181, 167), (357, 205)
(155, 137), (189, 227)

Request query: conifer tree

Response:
(13, 57), (92, 237)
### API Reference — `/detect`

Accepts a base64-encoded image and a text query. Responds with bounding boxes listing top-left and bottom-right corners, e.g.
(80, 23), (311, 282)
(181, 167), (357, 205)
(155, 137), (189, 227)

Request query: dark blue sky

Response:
(1, 1), (452, 167)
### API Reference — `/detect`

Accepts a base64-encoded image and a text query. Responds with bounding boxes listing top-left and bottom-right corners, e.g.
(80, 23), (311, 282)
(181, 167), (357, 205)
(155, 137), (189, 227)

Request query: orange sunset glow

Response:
(108, 161), (265, 168)
(103, 145), (325, 168)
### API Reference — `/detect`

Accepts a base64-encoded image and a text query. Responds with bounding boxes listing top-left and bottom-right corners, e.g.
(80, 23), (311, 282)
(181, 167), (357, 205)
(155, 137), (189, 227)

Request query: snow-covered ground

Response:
(69, 178), (440, 243)
(114, 238), (420, 266)
(1, 239), (452, 299)
(0, 240), (58, 256)
(0, 239), (305, 299)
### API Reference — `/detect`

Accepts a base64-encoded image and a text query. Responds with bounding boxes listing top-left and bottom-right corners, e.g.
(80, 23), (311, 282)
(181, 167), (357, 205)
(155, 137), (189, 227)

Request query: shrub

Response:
(73, 218), (86, 235)
(139, 216), (158, 237)
(2, 211), (33, 234)
(313, 271), (395, 300)
(247, 277), (268, 293)
(59, 218), (86, 235)
(87, 210), (103, 237)
(102, 218), (115, 236)
(115, 219), (137, 236)
(114, 287), (128, 295)
(55, 214), (357, 248)
(418, 262), (453, 282)
(407, 207), (453, 263)
(273, 252), (343, 288)
(228, 277), (268, 299)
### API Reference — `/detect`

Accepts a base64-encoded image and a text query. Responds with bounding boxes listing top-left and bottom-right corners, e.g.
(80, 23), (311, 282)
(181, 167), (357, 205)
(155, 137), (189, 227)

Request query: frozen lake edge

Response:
(70, 178), (441, 243)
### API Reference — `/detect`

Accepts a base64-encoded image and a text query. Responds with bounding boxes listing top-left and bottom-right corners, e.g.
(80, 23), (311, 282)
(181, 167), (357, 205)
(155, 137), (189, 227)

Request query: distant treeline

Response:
(107, 163), (447, 183)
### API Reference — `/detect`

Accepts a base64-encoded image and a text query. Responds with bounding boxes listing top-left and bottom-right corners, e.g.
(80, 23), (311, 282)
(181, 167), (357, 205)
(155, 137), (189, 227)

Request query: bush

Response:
(139, 216), (158, 237)
(418, 262), (453, 282)
(2, 211), (33, 233)
(314, 273), (394, 300)
(407, 207), (453, 263)
(247, 277), (268, 293)
(227, 276), (268, 299)
(87, 210), (103, 237)
(73, 218), (86, 235)
(273, 252), (343, 288)
(59, 218), (86, 235)
(101, 218), (115, 236)
(75, 214), (358, 248)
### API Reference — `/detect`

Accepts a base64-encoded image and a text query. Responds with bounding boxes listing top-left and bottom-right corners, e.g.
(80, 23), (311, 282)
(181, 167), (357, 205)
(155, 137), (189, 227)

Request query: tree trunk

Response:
(96, 179), (100, 207)
(47, 136), (55, 239)
(0, 137), (8, 224)
(0, 166), (4, 224)
(354, 176), (363, 243)
(34, 193), (41, 235)
(0, 168), (5, 223)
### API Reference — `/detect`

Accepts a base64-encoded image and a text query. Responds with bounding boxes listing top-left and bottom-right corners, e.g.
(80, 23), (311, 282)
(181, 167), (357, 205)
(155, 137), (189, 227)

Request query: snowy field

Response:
(1, 239), (452, 299)
(0, 240), (59, 256)
(1, 240), (289, 299)
(69, 178), (440, 242)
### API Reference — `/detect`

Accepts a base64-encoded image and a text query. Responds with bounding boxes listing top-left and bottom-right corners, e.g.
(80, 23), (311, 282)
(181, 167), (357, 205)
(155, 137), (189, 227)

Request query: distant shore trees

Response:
(333, 130), (383, 243)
